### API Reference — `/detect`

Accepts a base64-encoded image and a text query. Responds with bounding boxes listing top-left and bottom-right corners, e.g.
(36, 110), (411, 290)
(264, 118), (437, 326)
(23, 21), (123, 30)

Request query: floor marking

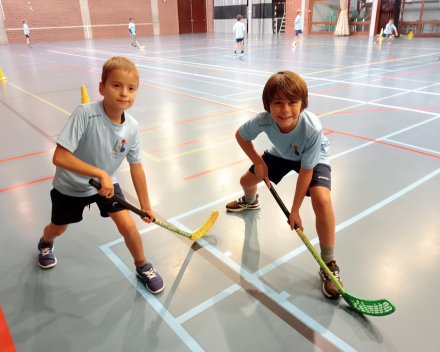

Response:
(253, 166), (440, 279)
(0, 305), (16, 352)
(383, 139), (440, 155)
(183, 157), (250, 181)
(317, 103), (365, 117)
(224, 251), (233, 257)
(0, 149), (54, 163)
(100, 243), (204, 352)
(168, 220), (357, 352)
(148, 130), (236, 153)
(0, 176), (54, 193)
(174, 284), (241, 325)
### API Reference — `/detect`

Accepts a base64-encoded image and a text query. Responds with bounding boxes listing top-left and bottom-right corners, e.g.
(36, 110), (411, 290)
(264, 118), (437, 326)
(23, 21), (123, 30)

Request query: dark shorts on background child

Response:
(295, 30), (303, 36)
(25, 34), (29, 38)
(382, 33), (392, 38)
(50, 183), (127, 225)
(236, 38), (243, 43)
(249, 151), (331, 196)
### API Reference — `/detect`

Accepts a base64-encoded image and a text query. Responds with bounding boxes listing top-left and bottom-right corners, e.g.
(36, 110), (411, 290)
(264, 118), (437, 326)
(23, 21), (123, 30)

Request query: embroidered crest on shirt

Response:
(112, 139), (126, 155)
(290, 144), (300, 156)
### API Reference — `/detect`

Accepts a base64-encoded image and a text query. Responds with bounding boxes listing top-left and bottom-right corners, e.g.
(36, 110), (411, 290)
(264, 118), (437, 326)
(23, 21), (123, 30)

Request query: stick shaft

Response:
(267, 182), (345, 293)
(89, 179), (192, 238)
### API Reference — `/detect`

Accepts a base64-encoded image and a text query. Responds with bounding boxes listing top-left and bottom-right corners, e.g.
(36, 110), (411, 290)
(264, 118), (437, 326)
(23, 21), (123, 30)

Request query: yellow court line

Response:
(7, 82), (71, 115)
(318, 103), (366, 118)
(302, 51), (440, 76)
(141, 151), (161, 162)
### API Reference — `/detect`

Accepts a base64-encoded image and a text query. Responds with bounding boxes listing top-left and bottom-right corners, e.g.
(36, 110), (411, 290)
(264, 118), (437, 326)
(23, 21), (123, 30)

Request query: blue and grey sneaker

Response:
(38, 240), (57, 269)
(136, 262), (164, 294)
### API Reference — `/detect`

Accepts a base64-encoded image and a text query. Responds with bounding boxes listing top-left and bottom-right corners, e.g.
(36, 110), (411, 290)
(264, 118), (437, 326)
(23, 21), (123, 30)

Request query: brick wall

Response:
(3, 0), (84, 44)
(206, 0), (214, 33)
(88, 0), (154, 38)
(286, 0), (310, 35)
(158, 0), (180, 35)
(2, 0), (179, 44)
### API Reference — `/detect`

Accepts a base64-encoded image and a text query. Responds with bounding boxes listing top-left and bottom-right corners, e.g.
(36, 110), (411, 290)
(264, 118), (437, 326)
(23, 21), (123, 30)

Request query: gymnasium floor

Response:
(0, 33), (439, 352)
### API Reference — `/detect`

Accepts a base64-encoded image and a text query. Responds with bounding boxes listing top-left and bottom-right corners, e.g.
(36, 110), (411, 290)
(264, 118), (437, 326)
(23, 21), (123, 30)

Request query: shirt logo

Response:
(291, 145), (300, 156)
(113, 139), (126, 153)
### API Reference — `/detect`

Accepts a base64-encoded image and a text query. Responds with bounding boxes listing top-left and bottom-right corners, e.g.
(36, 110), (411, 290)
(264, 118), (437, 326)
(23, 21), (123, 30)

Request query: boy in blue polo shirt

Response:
(129, 17), (137, 47)
(37, 57), (164, 294)
(374, 18), (398, 45)
(293, 10), (302, 47)
(233, 15), (246, 57)
(23, 19), (31, 48)
(226, 71), (342, 299)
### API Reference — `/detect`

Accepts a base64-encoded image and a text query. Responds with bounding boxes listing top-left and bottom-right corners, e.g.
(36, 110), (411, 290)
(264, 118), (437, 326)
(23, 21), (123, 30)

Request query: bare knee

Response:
(311, 189), (332, 214)
(116, 218), (138, 238)
(240, 171), (260, 189)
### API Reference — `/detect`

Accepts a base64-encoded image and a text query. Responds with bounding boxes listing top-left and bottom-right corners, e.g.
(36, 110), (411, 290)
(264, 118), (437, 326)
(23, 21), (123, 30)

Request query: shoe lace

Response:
(40, 248), (51, 256)
(143, 268), (157, 280)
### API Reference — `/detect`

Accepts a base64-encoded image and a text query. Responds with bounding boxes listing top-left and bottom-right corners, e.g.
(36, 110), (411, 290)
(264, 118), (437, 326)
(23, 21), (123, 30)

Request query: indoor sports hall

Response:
(0, 1), (439, 351)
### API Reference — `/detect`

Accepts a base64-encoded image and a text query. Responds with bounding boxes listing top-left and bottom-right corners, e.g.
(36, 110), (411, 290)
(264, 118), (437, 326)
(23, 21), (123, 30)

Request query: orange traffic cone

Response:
(0, 66), (7, 81)
(81, 85), (90, 104)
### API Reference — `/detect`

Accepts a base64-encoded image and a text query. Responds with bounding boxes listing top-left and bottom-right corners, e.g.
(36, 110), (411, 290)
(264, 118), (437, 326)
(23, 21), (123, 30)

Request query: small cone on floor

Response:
(0, 66), (7, 81)
(81, 85), (90, 104)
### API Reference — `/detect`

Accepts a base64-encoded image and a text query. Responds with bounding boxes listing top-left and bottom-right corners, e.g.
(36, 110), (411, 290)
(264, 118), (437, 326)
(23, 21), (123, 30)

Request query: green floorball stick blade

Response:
(342, 293), (396, 317)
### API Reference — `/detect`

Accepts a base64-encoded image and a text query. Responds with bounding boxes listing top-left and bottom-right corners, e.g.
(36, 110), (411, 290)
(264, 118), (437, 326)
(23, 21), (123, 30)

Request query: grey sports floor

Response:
(1, 33), (439, 352)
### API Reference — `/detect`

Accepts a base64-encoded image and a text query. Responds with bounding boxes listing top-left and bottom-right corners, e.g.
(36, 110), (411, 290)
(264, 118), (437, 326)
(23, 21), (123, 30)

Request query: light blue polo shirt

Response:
(233, 22), (245, 39)
(53, 101), (142, 197)
(238, 111), (330, 169)
(129, 22), (136, 35)
(384, 23), (396, 34)
(295, 15), (302, 30)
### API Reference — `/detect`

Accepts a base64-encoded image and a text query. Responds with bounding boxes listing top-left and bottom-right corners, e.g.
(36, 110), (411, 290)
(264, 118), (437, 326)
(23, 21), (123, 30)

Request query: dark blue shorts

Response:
(381, 33), (392, 38)
(25, 34), (29, 38)
(249, 151), (331, 197)
(50, 183), (127, 225)
(295, 30), (303, 36)
(236, 38), (243, 43)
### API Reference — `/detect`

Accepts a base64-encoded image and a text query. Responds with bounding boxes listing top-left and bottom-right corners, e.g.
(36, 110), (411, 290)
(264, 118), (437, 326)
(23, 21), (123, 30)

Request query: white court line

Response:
(384, 139), (440, 155)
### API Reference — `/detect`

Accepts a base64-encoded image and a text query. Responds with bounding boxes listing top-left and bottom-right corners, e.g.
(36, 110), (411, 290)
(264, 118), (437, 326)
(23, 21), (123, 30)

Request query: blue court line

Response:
(253, 166), (440, 279)
(384, 139), (440, 155)
(168, 220), (358, 352)
(100, 241), (204, 352)
(175, 284), (241, 325)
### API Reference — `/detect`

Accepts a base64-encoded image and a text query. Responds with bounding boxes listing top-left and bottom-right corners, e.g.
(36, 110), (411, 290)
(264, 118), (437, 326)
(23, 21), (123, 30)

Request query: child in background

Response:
(226, 71), (342, 299)
(374, 18), (398, 45)
(38, 57), (164, 294)
(293, 10), (302, 47)
(23, 20), (31, 48)
(233, 15), (246, 57)
(129, 18), (137, 47)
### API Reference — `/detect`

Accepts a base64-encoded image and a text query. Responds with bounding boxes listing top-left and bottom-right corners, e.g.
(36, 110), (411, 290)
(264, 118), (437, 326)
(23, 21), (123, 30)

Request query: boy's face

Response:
(269, 91), (302, 133)
(99, 69), (139, 112)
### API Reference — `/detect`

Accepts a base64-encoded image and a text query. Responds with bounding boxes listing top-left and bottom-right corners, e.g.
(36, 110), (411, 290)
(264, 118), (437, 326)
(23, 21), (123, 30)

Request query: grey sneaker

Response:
(319, 260), (343, 299)
(136, 262), (165, 294)
(226, 195), (260, 212)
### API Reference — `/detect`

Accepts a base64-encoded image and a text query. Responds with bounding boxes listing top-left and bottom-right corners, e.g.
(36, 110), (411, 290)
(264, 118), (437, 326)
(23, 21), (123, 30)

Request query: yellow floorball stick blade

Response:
(190, 211), (219, 241)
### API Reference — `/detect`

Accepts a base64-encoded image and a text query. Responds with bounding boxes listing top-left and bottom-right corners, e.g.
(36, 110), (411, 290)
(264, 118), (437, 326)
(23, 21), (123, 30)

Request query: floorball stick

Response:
(89, 179), (218, 241)
(267, 182), (396, 317)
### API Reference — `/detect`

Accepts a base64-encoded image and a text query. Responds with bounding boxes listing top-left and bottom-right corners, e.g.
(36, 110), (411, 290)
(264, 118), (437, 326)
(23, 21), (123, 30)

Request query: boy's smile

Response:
(269, 91), (302, 133)
(99, 69), (139, 123)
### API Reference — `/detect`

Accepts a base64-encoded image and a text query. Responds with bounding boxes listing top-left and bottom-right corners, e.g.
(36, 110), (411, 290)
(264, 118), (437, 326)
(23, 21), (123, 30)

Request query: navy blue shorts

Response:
(381, 33), (392, 38)
(50, 183), (127, 225)
(249, 151), (331, 197)
(295, 30), (302, 36)
(236, 38), (243, 43)
(25, 34), (29, 38)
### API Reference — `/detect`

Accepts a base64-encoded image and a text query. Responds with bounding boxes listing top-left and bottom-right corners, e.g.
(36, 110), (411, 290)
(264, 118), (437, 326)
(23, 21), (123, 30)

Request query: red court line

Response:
(324, 131), (334, 135)
(0, 305), (17, 352)
(184, 158), (250, 181)
(0, 149), (54, 164)
(326, 129), (440, 159)
(314, 84), (354, 95)
(149, 130), (235, 153)
(139, 126), (162, 133)
(327, 107), (440, 115)
(0, 176), (54, 193)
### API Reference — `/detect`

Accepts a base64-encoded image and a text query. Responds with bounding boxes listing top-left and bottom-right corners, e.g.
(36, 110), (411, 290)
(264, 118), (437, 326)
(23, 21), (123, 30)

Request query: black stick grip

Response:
(267, 182), (299, 230)
(88, 179), (154, 220)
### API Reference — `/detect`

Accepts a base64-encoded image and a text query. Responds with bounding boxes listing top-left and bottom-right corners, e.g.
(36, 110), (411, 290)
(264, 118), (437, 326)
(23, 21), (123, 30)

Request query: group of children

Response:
(37, 56), (343, 300)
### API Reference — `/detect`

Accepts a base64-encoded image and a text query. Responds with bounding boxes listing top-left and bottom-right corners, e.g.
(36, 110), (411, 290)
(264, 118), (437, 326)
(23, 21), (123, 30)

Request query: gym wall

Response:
(1, 0), (179, 44)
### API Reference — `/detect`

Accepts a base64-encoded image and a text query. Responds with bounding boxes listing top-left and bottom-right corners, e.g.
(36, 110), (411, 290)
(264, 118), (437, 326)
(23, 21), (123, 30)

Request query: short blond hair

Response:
(297, 9), (301, 14)
(101, 56), (139, 85)
(262, 71), (308, 112)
